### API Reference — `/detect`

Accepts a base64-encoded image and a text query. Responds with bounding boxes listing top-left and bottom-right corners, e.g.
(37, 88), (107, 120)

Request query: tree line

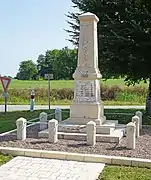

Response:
(16, 47), (77, 80)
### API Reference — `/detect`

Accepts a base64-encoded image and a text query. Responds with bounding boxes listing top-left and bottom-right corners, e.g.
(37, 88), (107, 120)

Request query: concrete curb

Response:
(0, 147), (151, 168)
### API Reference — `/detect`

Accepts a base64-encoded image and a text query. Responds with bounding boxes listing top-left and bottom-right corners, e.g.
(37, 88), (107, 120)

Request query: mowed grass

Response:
(0, 79), (148, 105)
(0, 80), (74, 89)
(1, 108), (150, 134)
(0, 109), (55, 133)
(99, 165), (151, 180)
(0, 78), (148, 89)
(0, 154), (12, 166)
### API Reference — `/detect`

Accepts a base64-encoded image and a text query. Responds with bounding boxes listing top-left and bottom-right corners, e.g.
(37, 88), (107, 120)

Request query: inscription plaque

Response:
(75, 80), (96, 102)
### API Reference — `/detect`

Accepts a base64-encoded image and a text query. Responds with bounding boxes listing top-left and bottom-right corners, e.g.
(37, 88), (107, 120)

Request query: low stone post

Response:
(95, 119), (101, 125)
(48, 119), (58, 143)
(86, 121), (96, 146)
(132, 115), (140, 138)
(55, 108), (62, 122)
(135, 111), (143, 130)
(39, 112), (48, 131)
(126, 122), (136, 149)
(16, 118), (26, 140)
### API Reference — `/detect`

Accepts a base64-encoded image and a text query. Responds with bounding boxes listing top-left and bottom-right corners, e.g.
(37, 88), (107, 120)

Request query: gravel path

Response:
(0, 124), (151, 159)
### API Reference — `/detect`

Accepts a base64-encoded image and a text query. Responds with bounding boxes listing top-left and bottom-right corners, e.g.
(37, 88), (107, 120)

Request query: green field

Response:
(0, 79), (149, 105)
(0, 154), (12, 166)
(0, 79), (148, 89)
(99, 165), (151, 180)
(1, 108), (151, 133)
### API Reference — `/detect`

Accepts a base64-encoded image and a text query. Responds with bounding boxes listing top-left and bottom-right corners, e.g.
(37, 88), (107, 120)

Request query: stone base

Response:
(69, 102), (105, 125)
(38, 120), (126, 143)
(64, 116), (106, 125)
(38, 128), (125, 143)
(58, 120), (118, 134)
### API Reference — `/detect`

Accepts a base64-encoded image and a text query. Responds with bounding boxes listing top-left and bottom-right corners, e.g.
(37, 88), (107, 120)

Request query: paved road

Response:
(0, 105), (145, 112)
(0, 156), (105, 180)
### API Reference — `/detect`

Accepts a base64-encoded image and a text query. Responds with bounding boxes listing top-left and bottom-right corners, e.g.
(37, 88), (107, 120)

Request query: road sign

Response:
(44, 74), (53, 80)
(0, 76), (11, 92)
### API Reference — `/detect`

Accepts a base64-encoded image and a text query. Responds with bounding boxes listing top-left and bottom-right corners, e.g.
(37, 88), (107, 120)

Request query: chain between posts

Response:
(25, 121), (48, 125)
(61, 110), (69, 113)
(105, 113), (134, 116)
(61, 111), (134, 115)
(47, 113), (56, 117)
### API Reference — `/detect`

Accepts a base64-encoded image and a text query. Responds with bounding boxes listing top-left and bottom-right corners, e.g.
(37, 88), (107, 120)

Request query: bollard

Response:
(126, 122), (136, 149)
(135, 111), (143, 130)
(95, 119), (101, 125)
(86, 121), (96, 146)
(30, 90), (35, 112)
(55, 108), (62, 122)
(39, 112), (48, 131)
(48, 119), (58, 143)
(16, 118), (26, 140)
(132, 115), (140, 138)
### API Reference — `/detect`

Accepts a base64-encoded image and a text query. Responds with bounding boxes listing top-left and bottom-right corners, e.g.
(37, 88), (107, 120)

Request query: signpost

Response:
(0, 76), (11, 113)
(44, 74), (53, 110)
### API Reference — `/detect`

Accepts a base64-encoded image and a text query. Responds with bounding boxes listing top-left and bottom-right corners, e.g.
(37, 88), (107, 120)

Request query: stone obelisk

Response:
(67, 12), (106, 125)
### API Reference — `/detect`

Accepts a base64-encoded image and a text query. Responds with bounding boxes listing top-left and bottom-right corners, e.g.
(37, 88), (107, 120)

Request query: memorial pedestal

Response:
(38, 12), (125, 143)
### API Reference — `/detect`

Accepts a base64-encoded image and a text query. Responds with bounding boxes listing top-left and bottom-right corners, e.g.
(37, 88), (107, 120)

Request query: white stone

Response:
(86, 121), (96, 146)
(126, 122), (136, 149)
(39, 112), (48, 131)
(79, 12), (99, 22)
(55, 108), (62, 122)
(48, 119), (58, 143)
(135, 111), (143, 130)
(65, 12), (106, 125)
(0, 156), (105, 180)
(132, 115), (140, 138)
(16, 117), (26, 140)
(95, 119), (101, 125)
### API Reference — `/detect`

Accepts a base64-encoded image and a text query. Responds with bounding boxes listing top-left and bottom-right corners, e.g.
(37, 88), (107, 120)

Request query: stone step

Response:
(38, 128), (124, 143)
(58, 120), (119, 134)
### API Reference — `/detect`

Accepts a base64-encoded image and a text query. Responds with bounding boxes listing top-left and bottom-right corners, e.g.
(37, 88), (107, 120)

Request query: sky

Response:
(0, 0), (75, 77)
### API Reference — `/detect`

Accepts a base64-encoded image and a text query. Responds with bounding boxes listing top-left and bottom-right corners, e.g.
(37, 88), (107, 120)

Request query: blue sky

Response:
(0, 0), (75, 77)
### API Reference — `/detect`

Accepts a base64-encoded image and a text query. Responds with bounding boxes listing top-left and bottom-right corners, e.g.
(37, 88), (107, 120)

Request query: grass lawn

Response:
(99, 165), (151, 180)
(0, 154), (12, 166)
(0, 109), (55, 133)
(0, 79), (148, 89)
(0, 108), (150, 133)
(0, 79), (148, 105)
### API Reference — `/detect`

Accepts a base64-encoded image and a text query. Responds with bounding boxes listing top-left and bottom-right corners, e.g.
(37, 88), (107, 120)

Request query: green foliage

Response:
(16, 60), (38, 80)
(99, 165), (151, 180)
(66, 0), (151, 84)
(0, 85), (147, 105)
(37, 47), (77, 80)
(0, 79), (148, 105)
(15, 47), (77, 81)
(66, 0), (151, 114)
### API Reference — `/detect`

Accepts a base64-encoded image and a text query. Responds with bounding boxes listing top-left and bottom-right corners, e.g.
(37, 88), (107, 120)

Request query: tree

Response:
(16, 60), (38, 80)
(37, 54), (46, 78)
(66, 0), (151, 114)
(44, 47), (77, 80)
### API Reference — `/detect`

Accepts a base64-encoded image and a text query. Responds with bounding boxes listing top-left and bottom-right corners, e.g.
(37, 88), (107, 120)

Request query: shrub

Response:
(0, 85), (147, 103)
